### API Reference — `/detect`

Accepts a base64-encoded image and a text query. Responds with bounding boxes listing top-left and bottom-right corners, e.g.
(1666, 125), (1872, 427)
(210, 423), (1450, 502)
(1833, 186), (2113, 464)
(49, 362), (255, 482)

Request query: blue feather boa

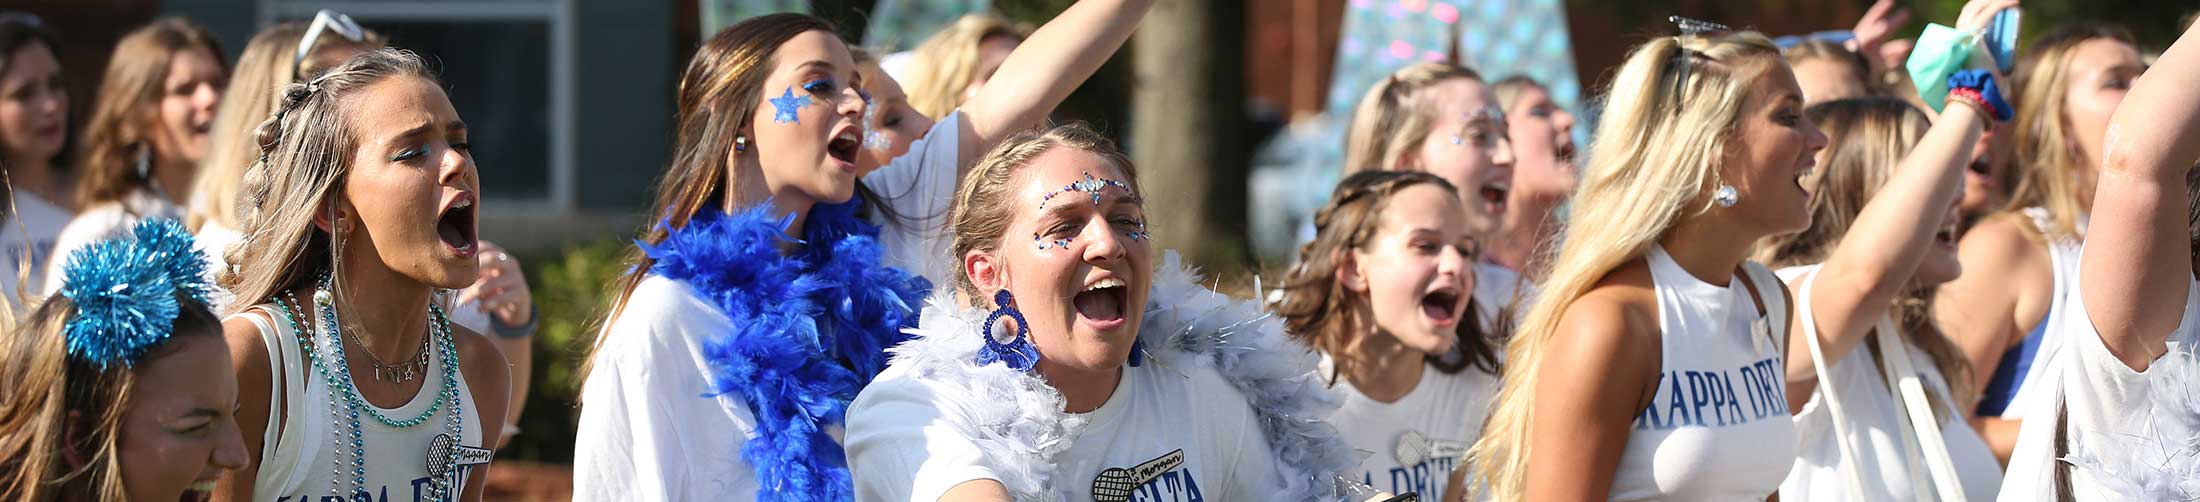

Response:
(642, 200), (931, 501)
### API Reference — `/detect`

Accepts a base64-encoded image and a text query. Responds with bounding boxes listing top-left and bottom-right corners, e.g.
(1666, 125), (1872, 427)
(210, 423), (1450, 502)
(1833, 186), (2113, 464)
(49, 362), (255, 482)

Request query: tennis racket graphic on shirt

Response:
(1091, 449), (1186, 502)
(1392, 430), (1469, 467)
(426, 434), (494, 490)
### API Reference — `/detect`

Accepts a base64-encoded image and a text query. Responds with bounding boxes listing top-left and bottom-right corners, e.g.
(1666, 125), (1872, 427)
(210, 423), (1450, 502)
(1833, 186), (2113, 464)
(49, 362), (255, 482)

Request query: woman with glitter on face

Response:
(846, 124), (1358, 501)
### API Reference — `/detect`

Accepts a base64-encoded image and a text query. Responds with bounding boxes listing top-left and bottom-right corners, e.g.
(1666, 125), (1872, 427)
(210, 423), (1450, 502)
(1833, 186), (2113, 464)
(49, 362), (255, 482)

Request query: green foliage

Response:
(497, 238), (631, 462)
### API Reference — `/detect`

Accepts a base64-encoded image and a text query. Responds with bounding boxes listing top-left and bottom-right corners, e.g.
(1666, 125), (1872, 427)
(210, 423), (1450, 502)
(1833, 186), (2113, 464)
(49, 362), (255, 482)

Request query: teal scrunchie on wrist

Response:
(1946, 69), (2013, 121)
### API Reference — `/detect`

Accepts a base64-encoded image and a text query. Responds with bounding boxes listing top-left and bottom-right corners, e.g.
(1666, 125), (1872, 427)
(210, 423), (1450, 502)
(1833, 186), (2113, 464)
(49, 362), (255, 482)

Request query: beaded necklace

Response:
(275, 272), (464, 499)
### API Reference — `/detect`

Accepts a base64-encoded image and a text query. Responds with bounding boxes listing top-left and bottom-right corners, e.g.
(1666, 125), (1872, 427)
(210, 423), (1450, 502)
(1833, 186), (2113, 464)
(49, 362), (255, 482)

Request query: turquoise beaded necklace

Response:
(276, 272), (464, 499)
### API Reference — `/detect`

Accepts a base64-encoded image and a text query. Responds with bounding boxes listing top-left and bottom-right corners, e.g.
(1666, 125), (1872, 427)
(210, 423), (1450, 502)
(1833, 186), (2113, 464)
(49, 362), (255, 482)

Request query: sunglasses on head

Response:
(293, 9), (366, 82)
(0, 12), (43, 29)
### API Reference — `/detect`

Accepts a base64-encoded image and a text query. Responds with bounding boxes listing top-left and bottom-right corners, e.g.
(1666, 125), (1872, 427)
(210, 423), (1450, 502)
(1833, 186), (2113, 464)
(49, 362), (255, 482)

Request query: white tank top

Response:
(1775, 265), (2004, 501)
(1994, 208), (2085, 420)
(1608, 245), (1796, 501)
(241, 304), (486, 502)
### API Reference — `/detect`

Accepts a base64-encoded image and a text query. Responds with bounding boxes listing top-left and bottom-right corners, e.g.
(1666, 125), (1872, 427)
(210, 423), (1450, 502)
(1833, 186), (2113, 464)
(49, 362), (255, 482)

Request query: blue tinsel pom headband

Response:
(57, 218), (214, 370)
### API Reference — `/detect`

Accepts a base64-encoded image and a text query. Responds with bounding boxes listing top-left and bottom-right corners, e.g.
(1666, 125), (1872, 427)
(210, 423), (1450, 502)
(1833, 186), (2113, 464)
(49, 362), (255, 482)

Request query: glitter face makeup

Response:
(1030, 172), (1149, 251)
(1038, 172), (1136, 210)
(1450, 107), (1508, 148)
(769, 86), (811, 124)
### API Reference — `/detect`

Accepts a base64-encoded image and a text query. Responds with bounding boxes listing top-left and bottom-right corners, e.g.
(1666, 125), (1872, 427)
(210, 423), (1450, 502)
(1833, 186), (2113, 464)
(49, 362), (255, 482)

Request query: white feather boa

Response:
(2062, 342), (2200, 499)
(880, 251), (1360, 500)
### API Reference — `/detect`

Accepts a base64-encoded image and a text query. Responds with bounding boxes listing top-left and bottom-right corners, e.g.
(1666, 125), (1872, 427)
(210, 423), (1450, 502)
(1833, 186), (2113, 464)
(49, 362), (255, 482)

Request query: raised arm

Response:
(955, 0), (1153, 170)
(2079, 20), (2200, 369)
(1788, 102), (1987, 390)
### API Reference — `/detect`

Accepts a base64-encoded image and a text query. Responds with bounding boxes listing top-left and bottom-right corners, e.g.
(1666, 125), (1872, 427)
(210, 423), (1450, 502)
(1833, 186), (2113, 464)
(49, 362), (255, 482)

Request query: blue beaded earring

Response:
(977, 290), (1040, 371)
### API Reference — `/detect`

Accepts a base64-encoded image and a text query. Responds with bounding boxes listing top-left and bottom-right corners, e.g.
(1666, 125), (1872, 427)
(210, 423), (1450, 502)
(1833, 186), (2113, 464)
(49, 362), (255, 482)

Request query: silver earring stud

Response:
(1712, 185), (1739, 207)
(735, 135), (749, 152)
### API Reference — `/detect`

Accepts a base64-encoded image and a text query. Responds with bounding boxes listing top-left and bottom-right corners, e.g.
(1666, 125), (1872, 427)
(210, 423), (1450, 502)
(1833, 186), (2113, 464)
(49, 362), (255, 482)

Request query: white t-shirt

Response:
(41, 189), (181, 296)
(1776, 266), (2003, 501)
(864, 111), (963, 286)
(1325, 361), (1499, 500)
(572, 275), (803, 500)
(1, 189), (71, 302)
(1998, 274), (2200, 502)
(847, 357), (1288, 501)
(1321, 262), (1515, 500)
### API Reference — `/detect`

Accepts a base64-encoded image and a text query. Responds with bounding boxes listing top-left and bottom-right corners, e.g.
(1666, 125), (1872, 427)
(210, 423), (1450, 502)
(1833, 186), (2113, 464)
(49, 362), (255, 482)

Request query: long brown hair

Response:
(1757, 97), (1972, 408)
(591, 14), (902, 374)
(0, 15), (64, 232)
(73, 17), (225, 207)
(0, 292), (221, 501)
(2001, 25), (2136, 239)
(1277, 170), (1503, 381)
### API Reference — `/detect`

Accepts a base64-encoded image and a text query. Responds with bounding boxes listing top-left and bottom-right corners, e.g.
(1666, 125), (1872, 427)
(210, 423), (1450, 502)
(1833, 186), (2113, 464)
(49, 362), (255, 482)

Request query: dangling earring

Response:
(734, 135), (749, 153)
(134, 145), (152, 181)
(1712, 185), (1739, 207)
(975, 289), (1039, 371)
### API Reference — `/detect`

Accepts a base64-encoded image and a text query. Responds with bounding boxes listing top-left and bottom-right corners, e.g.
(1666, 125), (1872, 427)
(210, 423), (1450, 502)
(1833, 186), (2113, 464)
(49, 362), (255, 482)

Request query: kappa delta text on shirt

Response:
(1634, 356), (1788, 430)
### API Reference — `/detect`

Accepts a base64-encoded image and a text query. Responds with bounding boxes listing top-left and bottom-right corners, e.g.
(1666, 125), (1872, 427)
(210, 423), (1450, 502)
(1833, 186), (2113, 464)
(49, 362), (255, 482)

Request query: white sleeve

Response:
(866, 111), (964, 228)
(571, 283), (758, 501)
(571, 330), (693, 501)
(864, 111), (966, 283)
(846, 372), (999, 502)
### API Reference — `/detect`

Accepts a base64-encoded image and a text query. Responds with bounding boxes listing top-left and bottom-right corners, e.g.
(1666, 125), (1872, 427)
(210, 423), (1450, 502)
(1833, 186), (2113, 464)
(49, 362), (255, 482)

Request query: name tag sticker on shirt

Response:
(1392, 430), (1469, 466)
(1091, 448), (1186, 502)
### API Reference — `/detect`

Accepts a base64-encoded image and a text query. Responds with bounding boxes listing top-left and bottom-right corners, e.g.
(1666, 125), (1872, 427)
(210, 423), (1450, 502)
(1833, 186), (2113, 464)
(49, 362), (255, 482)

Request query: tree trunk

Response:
(1130, 0), (1250, 272)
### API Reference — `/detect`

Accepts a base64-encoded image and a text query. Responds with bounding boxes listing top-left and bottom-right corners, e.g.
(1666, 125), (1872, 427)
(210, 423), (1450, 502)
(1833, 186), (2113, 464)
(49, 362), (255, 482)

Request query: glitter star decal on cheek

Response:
(769, 87), (811, 124)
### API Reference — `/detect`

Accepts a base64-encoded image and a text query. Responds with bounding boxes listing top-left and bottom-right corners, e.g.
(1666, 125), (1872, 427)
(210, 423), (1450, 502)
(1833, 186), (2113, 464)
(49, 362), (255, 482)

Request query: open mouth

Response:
(827, 127), (860, 166)
(1479, 181), (1510, 213)
(1554, 141), (1578, 165)
(437, 194), (478, 256)
(180, 480), (216, 502)
(1074, 277), (1130, 327)
(1421, 289), (1462, 326)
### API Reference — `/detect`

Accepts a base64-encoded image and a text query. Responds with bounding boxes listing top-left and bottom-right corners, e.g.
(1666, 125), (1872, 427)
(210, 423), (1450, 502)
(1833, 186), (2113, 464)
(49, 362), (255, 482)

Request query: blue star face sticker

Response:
(769, 87), (811, 124)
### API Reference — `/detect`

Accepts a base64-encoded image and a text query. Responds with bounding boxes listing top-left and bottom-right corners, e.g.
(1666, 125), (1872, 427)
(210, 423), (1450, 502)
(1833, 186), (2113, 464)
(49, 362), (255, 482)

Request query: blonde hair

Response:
(73, 17), (225, 207)
(946, 123), (1136, 308)
(1467, 32), (1783, 500)
(219, 49), (436, 315)
(1784, 39), (1871, 90)
(1756, 97), (1972, 408)
(1344, 63), (1484, 173)
(2002, 25), (2136, 238)
(902, 13), (1032, 119)
(0, 292), (221, 501)
(190, 22), (384, 232)
(1277, 170), (1502, 380)
(1490, 75), (1546, 114)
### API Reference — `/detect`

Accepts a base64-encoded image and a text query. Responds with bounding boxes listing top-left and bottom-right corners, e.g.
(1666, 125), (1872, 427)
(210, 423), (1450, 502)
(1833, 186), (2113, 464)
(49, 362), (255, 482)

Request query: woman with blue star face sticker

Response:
(571, 13), (929, 502)
(0, 219), (250, 502)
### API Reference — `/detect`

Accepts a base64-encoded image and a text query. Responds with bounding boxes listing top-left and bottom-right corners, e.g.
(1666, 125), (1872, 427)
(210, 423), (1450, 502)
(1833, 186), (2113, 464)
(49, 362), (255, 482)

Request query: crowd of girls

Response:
(7, 0), (2200, 501)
